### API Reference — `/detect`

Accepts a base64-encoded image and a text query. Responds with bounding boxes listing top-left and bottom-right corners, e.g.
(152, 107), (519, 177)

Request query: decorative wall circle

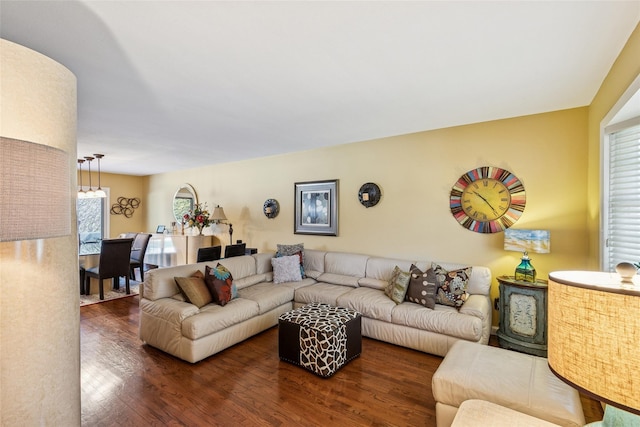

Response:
(263, 199), (279, 218)
(110, 197), (141, 218)
(358, 182), (381, 208)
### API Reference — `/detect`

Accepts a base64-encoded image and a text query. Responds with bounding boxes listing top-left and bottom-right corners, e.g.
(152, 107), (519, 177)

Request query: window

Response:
(603, 120), (640, 271)
(77, 189), (109, 255)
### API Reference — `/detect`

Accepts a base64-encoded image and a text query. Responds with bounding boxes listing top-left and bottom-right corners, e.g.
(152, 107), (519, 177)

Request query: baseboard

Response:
(491, 325), (498, 336)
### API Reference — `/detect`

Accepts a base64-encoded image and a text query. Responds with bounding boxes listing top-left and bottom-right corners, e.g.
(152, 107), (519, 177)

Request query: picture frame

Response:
(294, 179), (338, 236)
(156, 225), (166, 233)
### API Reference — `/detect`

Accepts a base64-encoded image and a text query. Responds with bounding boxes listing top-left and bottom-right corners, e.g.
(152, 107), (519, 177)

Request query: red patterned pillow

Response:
(205, 264), (237, 306)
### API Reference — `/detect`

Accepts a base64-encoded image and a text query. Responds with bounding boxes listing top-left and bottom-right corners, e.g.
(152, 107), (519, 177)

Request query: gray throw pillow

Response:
(405, 264), (436, 309)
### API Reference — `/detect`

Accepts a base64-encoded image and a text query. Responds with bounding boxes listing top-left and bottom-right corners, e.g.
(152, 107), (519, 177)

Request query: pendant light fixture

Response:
(84, 156), (95, 198)
(93, 153), (106, 198)
(77, 158), (86, 199)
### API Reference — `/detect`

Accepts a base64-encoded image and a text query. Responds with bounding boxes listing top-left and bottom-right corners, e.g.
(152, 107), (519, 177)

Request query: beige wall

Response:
(79, 171), (148, 237)
(586, 22), (640, 268)
(0, 40), (80, 425)
(147, 107), (590, 325)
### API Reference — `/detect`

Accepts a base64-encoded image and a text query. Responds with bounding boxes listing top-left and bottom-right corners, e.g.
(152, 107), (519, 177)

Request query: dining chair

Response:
(197, 245), (222, 262)
(129, 233), (152, 281)
(224, 243), (246, 258)
(84, 238), (134, 300)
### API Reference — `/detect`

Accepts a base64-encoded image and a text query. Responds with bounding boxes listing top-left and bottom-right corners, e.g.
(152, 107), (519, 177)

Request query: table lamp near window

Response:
(504, 229), (550, 282)
(548, 270), (640, 426)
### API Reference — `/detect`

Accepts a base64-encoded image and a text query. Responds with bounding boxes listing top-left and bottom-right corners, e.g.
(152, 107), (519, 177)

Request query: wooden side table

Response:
(496, 275), (548, 357)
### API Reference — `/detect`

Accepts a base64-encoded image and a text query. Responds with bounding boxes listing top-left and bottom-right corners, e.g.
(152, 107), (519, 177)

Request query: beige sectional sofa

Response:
(139, 249), (492, 363)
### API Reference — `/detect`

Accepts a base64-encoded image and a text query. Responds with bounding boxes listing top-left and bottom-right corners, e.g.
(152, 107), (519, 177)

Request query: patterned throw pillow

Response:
(276, 243), (305, 278)
(174, 270), (212, 308)
(429, 263), (472, 309)
(272, 255), (303, 284)
(384, 266), (411, 304)
(405, 264), (437, 309)
(205, 264), (237, 306)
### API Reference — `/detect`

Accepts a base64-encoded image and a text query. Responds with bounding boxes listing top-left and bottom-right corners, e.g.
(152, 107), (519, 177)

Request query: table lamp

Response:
(210, 205), (233, 244)
(504, 229), (550, 282)
(548, 271), (640, 426)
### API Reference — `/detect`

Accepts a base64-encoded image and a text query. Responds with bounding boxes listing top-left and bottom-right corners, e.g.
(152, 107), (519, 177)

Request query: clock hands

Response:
(472, 191), (498, 216)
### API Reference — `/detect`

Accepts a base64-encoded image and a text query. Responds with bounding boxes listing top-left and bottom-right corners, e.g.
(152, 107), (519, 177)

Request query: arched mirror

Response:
(173, 183), (198, 223)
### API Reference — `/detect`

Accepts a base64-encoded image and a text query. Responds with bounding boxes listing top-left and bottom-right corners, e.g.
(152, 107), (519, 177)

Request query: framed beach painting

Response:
(294, 179), (338, 236)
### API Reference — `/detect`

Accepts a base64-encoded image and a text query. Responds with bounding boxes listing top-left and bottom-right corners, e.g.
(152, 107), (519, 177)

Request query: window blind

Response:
(606, 123), (640, 270)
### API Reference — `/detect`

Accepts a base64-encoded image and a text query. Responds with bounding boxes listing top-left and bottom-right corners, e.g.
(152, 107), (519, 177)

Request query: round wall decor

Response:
(358, 182), (381, 208)
(449, 166), (526, 233)
(263, 199), (279, 218)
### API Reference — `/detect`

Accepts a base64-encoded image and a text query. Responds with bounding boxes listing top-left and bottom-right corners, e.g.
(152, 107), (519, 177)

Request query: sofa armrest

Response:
(140, 297), (199, 326)
(459, 294), (492, 345)
(459, 294), (490, 319)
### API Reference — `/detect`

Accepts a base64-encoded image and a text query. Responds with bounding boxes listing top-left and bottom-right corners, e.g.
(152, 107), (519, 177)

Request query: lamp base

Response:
(514, 252), (536, 282)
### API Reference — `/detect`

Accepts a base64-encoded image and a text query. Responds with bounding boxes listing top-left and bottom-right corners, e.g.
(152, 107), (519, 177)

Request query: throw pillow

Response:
(205, 264), (237, 306)
(174, 270), (212, 308)
(276, 243), (305, 278)
(429, 263), (472, 309)
(384, 266), (411, 304)
(405, 264), (437, 309)
(271, 255), (303, 284)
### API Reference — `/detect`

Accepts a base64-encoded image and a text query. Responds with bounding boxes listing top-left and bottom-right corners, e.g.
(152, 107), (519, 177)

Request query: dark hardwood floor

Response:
(81, 296), (603, 426)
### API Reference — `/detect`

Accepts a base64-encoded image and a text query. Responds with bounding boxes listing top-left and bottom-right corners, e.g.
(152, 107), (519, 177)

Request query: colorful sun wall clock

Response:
(449, 166), (526, 233)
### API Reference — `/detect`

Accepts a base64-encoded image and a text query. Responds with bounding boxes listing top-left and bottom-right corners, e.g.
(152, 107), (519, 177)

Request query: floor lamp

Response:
(548, 271), (640, 426)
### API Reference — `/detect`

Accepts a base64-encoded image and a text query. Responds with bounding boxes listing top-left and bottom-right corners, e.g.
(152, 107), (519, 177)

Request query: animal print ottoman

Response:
(278, 302), (362, 378)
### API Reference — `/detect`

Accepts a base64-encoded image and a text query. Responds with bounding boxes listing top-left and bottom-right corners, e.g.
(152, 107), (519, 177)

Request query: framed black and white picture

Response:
(294, 179), (338, 236)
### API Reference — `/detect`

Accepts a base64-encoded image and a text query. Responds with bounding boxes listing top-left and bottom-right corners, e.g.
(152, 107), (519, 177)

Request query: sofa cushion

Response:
(238, 282), (295, 314)
(316, 272), (360, 288)
(336, 287), (396, 322)
(405, 264), (437, 309)
(174, 271), (212, 309)
(181, 298), (260, 340)
(391, 302), (483, 341)
(384, 266), (411, 304)
(431, 263), (472, 309)
(272, 255), (302, 284)
(295, 282), (355, 306)
(233, 273), (269, 290)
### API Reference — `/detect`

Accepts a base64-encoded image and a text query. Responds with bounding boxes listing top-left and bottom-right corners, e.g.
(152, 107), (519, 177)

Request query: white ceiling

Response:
(2, 1), (639, 176)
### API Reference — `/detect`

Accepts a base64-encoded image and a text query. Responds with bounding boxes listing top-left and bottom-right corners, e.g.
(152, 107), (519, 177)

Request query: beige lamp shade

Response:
(548, 271), (640, 415)
(0, 137), (70, 241)
(210, 206), (228, 222)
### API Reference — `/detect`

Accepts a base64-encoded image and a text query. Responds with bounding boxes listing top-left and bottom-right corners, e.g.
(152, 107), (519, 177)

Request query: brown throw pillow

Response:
(174, 270), (212, 308)
(405, 264), (437, 309)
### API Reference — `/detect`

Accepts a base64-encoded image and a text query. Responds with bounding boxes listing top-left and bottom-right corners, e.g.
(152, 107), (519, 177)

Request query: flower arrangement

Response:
(183, 203), (211, 235)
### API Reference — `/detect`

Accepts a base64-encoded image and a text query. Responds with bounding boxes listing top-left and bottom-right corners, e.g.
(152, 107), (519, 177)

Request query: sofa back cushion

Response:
(360, 257), (415, 290)
(254, 252), (274, 274)
(302, 249), (326, 279)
